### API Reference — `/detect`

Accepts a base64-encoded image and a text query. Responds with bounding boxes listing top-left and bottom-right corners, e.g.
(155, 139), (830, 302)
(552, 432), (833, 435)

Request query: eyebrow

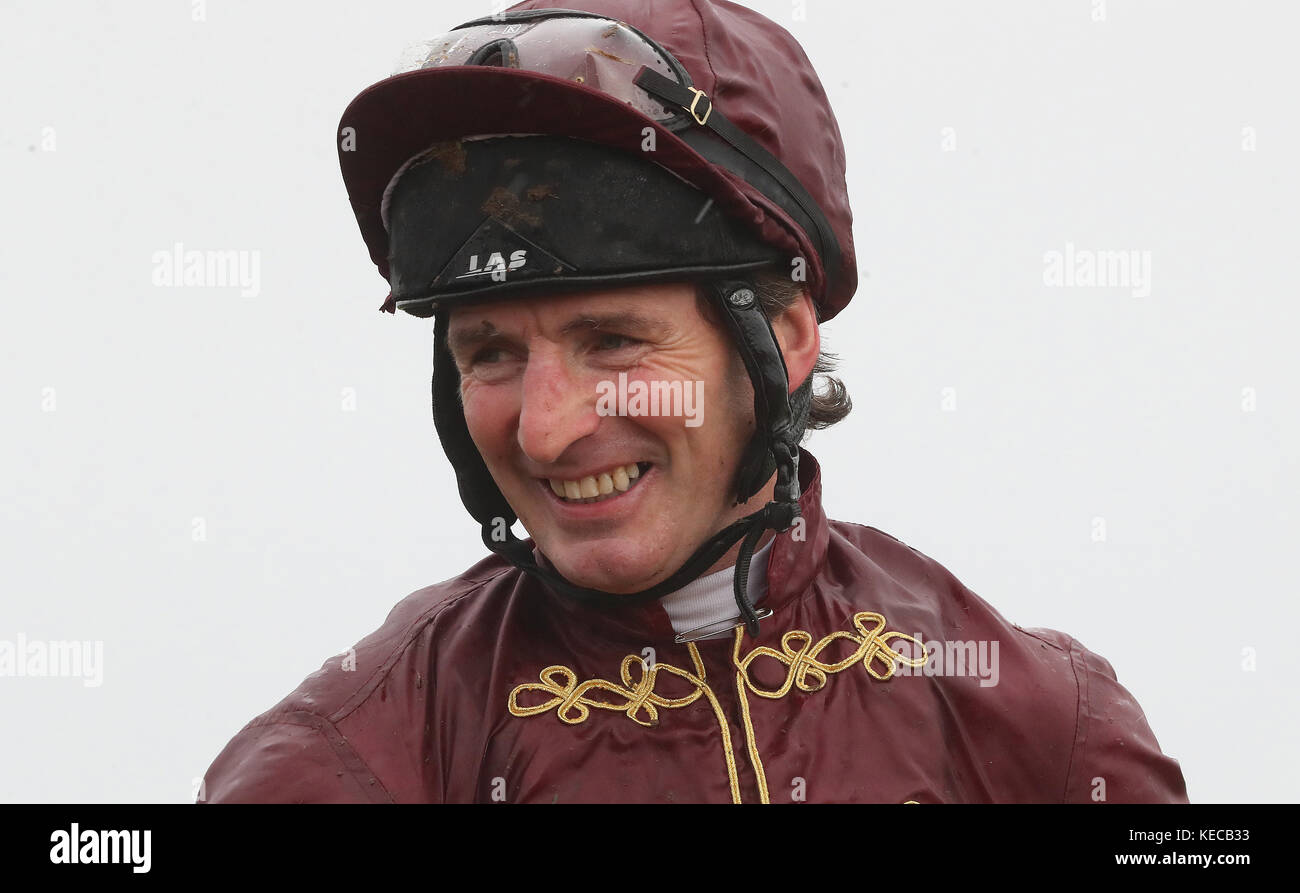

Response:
(559, 312), (672, 339)
(447, 311), (673, 358)
(446, 321), (502, 358)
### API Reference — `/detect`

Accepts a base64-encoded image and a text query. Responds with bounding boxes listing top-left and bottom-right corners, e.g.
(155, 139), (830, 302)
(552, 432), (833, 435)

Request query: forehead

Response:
(446, 281), (701, 334)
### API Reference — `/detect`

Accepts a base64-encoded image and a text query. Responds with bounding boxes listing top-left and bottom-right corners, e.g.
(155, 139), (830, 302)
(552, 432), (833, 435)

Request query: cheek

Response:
(460, 384), (518, 462)
(707, 351), (754, 427)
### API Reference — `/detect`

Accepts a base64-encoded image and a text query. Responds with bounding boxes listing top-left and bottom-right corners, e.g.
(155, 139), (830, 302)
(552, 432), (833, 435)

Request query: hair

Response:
(693, 269), (852, 438)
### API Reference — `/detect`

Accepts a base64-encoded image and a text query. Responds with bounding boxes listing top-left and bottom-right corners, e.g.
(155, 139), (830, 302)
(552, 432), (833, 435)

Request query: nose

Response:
(516, 345), (601, 467)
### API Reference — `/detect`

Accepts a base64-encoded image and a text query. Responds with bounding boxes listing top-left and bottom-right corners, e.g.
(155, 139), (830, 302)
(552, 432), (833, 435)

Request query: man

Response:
(200, 0), (1187, 803)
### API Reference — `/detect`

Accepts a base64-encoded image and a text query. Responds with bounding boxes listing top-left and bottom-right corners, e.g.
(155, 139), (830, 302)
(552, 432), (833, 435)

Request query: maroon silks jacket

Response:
(199, 450), (1188, 804)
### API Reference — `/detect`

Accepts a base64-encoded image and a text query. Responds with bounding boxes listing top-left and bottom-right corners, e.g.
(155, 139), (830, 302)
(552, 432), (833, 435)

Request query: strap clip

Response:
(675, 607), (773, 644)
(685, 87), (713, 125)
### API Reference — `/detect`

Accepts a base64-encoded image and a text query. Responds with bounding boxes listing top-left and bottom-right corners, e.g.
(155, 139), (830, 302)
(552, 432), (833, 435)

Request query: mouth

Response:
(539, 461), (654, 506)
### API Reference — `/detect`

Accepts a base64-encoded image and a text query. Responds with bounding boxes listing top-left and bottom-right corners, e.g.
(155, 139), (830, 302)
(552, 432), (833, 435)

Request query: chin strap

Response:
(712, 280), (803, 638)
(434, 281), (802, 640)
(633, 67), (843, 303)
(726, 499), (796, 639)
(483, 495), (797, 630)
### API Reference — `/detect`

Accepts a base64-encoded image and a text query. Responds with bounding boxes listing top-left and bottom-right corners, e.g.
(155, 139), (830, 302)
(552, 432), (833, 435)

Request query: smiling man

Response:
(200, 0), (1188, 804)
(448, 280), (815, 596)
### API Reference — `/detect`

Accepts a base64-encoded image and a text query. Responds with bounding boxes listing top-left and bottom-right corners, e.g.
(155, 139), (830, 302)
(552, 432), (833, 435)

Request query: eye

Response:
(461, 343), (523, 384)
(594, 333), (640, 351)
(459, 345), (521, 381)
(465, 343), (520, 369)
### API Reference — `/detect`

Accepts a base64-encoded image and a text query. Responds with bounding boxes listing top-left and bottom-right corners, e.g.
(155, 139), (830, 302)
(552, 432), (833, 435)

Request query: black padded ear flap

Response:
(709, 281), (797, 506)
(431, 310), (517, 530)
(787, 374), (812, 446)
(738, 374), (810, 501)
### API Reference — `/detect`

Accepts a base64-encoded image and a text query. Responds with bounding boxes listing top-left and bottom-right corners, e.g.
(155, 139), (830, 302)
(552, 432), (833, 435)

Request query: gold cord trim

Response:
(508, 643), (745, 803)
(507, 611), (926, 803)
(732, 611), (926, 698)
(687, 644), (743, 805)
(734, 665), (771, 803)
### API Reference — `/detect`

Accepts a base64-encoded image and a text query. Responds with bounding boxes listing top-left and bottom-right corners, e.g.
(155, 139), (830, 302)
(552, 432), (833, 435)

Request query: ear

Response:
(770, 287), (820, 395)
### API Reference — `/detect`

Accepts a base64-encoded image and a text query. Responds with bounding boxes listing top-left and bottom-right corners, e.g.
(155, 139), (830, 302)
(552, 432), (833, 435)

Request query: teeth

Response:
(549, 463), (645, 503)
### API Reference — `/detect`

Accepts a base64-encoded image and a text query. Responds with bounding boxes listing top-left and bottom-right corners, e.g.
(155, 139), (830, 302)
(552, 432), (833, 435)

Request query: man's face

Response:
(447, 281), (755, 594)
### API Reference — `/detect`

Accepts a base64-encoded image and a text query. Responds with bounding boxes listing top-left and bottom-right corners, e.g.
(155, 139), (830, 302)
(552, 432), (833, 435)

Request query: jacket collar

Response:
(530, 447), (829, 645)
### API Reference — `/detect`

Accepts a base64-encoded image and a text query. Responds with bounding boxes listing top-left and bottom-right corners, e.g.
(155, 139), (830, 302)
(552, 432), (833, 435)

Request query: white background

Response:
(1, 0), (1295, 803)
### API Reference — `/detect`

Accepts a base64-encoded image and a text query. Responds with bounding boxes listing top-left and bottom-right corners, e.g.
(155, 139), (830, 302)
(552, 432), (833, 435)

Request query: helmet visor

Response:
(391, 12), (691, 124)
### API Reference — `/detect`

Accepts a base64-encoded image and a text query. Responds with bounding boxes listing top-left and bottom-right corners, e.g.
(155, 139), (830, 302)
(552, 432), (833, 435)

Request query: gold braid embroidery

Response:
(506, 611), (927, 803)
(730, 612), (928, 804)
(733, 663), (771, 803)
(732, 611), (927, 699)
(508, 643), (745, 803)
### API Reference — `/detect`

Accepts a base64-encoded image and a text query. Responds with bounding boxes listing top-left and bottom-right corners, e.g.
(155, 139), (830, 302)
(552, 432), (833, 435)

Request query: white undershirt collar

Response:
(659, 535), (775, 642)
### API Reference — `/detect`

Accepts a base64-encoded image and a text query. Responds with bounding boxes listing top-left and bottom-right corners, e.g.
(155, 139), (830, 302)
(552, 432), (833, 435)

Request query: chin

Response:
(543, 541), (672, 594)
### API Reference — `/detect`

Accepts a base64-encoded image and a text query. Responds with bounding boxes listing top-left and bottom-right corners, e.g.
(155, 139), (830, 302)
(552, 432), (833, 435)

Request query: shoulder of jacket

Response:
(1011, 627), (1186, 802)
(826, 519), (1082, 712)
(237, 551), (520, 733)
(813, 520), (1185, 800)
(201, 554), (525, 802)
